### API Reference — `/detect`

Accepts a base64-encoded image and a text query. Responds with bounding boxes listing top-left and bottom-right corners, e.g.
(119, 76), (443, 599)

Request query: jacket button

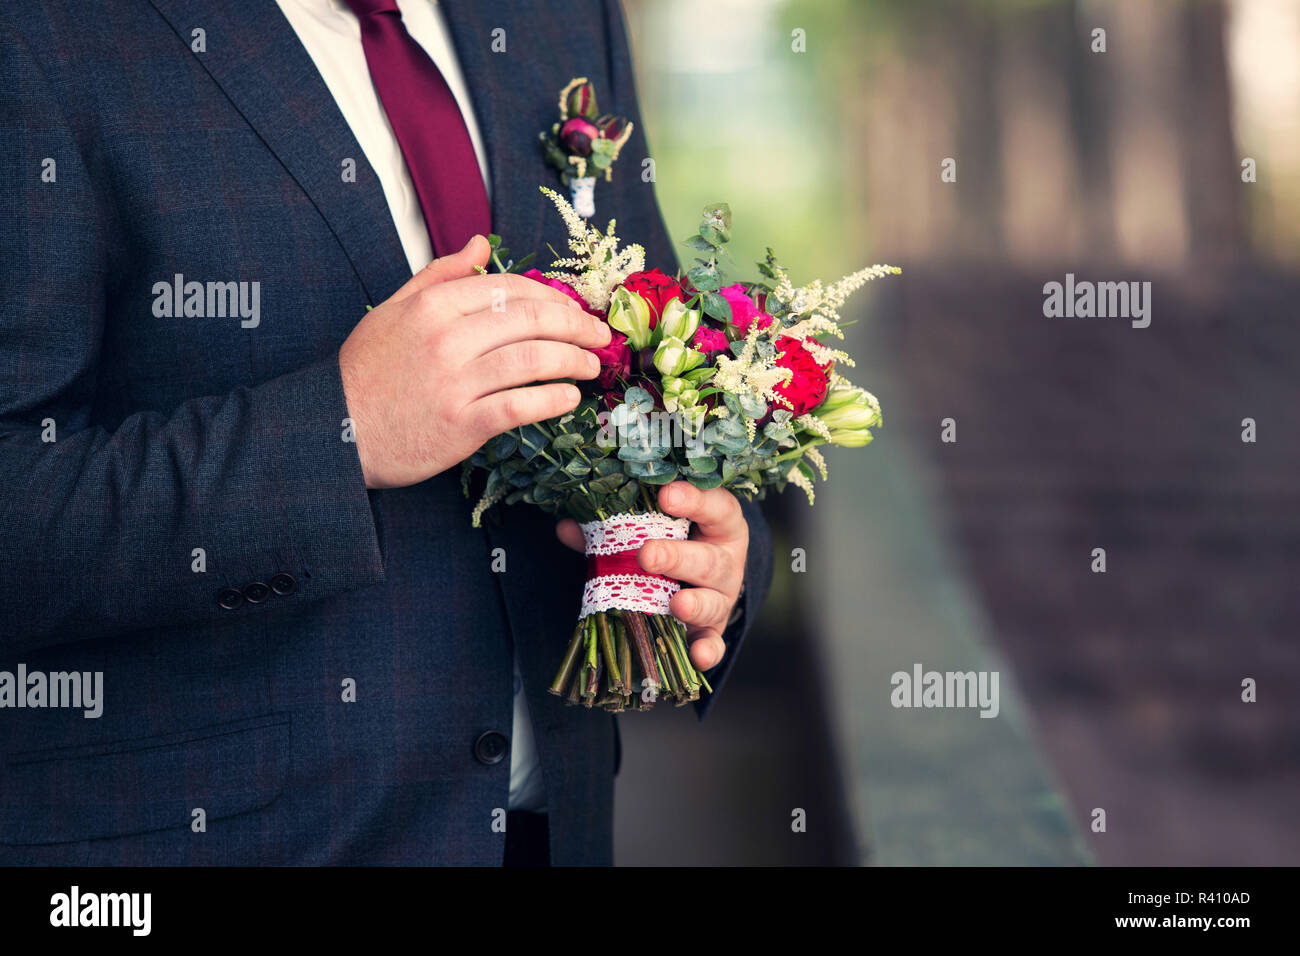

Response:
(473, 731), (508, 766)
(217, 587), (244, 610)
(243, 581), (270, 604)
(269, 572), (297, 596)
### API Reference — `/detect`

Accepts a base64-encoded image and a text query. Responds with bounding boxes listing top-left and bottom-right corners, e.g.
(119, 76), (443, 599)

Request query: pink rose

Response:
(521, 269), (601, 316)
(590, 330), (631, 390)
(719, 283), (773, 336)
(691, 326), (729, 353)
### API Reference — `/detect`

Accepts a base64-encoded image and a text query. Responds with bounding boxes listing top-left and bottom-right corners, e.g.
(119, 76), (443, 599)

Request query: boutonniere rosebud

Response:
(541, 77), (634, 217)
(653, 336), (706, 378)
(559, 117), (599, 157)
(658, 298), (701, 343)
(564, 78), (599, 120)
(607, 286), (653, 350)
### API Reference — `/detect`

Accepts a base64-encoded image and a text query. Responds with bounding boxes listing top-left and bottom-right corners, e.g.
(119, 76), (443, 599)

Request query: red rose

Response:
(590, 330), (631, 390)
(619, 269), (682, 327)
(772, 336), (831, 417)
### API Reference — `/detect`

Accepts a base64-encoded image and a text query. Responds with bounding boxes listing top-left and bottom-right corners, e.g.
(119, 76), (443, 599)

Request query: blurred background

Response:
(613, 0), (1300, 865)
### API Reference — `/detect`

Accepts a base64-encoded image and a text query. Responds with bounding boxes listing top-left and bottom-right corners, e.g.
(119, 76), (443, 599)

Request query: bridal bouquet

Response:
(465, 188), (897, 711)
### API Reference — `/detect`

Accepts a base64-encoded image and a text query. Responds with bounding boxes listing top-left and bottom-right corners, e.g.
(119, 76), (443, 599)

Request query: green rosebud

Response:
(661, 376), (701, 414)
(607, 286), (653, 350)
(653, 336), (706, 379)
(813, 385), (882, 447)
(658, 298), (700, 343)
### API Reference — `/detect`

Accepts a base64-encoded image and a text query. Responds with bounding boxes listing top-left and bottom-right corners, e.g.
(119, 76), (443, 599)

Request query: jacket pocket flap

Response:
(0, 714), (290, 846)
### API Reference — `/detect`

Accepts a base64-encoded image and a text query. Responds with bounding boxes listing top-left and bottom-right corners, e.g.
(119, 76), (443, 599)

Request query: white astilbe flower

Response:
(470, 486), (507, 528)
(774, 262), (899, 331)
(801, 339), (854, 369)
(795, 414), (832, 441)
(782, 314), (842, 341)
(785, 463), (815, 505)
(539, 187), (644, 312)
(712, 324), (792, 412)
(805, 447), (828, 480)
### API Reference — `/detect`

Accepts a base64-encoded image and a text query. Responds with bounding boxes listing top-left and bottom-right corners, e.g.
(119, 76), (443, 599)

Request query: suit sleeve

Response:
(600, 0), (775, 717)
(0, 20), (385, 655)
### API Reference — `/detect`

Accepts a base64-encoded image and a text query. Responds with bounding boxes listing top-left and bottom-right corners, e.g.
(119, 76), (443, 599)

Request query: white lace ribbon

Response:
(578, 512), (691, 617)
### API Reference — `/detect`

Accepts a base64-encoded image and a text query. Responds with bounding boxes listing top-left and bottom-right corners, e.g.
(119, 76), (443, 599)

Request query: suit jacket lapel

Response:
(146, 0), (413, 306)
(439, 0), (547, 258)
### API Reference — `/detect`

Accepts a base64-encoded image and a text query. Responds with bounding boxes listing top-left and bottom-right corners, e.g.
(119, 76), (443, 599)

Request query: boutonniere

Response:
(539, 77), (634, 220)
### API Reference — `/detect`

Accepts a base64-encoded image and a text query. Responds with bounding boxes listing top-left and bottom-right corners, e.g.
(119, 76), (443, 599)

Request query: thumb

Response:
(398, 234), (491, 299)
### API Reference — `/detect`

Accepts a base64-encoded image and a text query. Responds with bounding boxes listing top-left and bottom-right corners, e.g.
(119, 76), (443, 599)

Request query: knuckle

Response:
(654, 541), (679, 574)
(700, 544), (722, 582)
(500, 391), (527, 426)
(508, 341), (540, 374)
(516, 297), (541, 329)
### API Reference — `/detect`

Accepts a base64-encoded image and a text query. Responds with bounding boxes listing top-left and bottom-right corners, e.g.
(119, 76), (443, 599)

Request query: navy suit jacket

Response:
(0, 1), (771, 864)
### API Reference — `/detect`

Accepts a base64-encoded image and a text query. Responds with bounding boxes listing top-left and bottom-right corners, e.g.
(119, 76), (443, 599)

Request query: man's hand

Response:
(557, 482), (748, 671)
(338, 235), (612, 489)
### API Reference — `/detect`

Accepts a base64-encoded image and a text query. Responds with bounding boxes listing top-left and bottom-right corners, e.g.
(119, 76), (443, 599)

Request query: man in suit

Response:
(0, 0), (771, 865)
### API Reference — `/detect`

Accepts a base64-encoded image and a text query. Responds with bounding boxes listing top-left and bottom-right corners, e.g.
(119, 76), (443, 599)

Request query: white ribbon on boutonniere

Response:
(539, 77), (634, 220)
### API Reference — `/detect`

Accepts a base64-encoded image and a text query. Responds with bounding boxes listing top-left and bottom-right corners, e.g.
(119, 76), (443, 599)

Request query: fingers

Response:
(639, 538), (738, 593)
(666, 590), (728, 671)
(555, 519), (584, 553)
(466, 340), (600, 398)
(656, 482), (745, 541)
(467, 382), (582, 436)
(396, 234), (491, 299)
(434, 270), (589, 316)
(455, 299), (612, 357)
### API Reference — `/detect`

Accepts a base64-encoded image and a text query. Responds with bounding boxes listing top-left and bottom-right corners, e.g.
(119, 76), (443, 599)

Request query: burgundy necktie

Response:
(345, 0), (491, 257)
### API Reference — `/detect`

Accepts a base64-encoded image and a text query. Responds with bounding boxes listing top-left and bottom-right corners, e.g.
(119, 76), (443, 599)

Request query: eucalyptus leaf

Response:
(686, 473), (723, 490)
(518, 424), (549, 462)
(626, 460), (678, 483)
(687, 265), (721, 292)
(623, 387), (655, 413)
(551, 432), (585, 451)
(702, 291), (732, 323)
(738, 392), (768, 419)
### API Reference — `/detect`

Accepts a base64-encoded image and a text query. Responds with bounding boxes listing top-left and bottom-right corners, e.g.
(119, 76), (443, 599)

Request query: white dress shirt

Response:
(276, 0), (546, 812)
